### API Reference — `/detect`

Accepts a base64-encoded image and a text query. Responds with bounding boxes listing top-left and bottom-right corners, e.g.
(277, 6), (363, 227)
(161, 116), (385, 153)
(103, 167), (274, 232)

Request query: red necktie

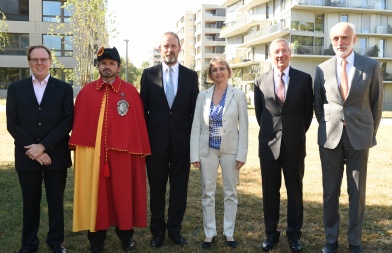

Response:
(340, 59), (348, 100)
(276, 72), (285, 108)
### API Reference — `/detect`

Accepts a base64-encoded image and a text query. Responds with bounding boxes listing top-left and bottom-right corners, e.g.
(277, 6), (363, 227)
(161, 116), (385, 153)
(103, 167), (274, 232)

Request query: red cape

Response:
(69, 76), (150, 156)
(70, 76), (150, 231)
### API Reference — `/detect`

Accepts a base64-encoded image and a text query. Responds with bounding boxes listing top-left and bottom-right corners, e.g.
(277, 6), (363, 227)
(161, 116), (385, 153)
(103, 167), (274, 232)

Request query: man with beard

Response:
(69, 47), (151, 253)
(314, 22), (383, 253)
(140, 32), (199, 248)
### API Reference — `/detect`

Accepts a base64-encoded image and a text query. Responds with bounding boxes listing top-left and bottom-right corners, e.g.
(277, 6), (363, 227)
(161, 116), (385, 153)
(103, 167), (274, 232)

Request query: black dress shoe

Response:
(168, 233), (187, 246)
(262, 237), (279, 251)
(201, 236), (215, 249)
(349, 244), (363, 253)
(50, 244), (66, 253)
(89, 246), (102, 253)
(288, 239), (302, 252)
(321, 242), (338, 253)
(122, 239), (135, 251)
(18, 249), (37, 253)
(149, 236), (164, 248)
(224, 236), (237, 249)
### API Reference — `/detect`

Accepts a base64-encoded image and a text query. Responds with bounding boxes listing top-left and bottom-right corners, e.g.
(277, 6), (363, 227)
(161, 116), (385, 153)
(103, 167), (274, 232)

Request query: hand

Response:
(25, 143), (45, 160)
(236, 161), (244, 170)
(192, 162), (200, 168)
(36, 153), (52, 166)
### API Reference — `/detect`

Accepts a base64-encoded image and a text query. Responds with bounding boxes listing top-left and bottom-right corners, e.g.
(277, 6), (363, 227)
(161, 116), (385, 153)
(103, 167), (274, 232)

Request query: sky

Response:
(107, 0), (221, 67)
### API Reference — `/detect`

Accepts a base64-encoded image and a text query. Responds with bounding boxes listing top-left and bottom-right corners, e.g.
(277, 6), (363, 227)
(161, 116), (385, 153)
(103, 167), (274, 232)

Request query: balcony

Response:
(292, 0), (391, 10)
(230, 56), (252, 64)
(375, 25), (392, 34)
(291, 45), (392, 59)
(242, 22), (290, 47)
(220, 14), (263, 38)
(237, 0), (270, 12)
(229, 57), (259, 68)
(219, 0), (242, 7)
(383, 72), (392, 81)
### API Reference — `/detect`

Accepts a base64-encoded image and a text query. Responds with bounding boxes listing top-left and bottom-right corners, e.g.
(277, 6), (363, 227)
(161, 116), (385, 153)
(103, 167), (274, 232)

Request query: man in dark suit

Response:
(6, 45), (74, 253)
(254, 38), (313, 253)
(314, 22), (383, 253)
(140, 32), (199, 248)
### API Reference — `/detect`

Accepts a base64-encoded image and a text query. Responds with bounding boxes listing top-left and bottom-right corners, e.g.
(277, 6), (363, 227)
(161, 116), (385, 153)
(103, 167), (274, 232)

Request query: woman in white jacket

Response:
(190, 57), (248, 249)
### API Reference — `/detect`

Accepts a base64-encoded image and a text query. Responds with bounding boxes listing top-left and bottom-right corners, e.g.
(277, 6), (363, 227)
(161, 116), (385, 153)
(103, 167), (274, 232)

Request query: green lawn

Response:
(0, 108), (391, 252)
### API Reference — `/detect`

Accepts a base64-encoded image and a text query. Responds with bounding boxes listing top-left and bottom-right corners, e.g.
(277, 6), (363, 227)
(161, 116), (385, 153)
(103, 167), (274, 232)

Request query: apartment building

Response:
(148, 47), (161, 67)
(0, 0), (77, 97)
(176, 10), (197, 69)
(219, 0), (392, 110)
(176, 4), (227, 89)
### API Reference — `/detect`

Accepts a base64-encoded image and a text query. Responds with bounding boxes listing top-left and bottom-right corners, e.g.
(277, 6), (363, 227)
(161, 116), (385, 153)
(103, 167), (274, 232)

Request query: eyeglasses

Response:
(211, 67), (227, 72)
(29, 58), (50, 64)
(272, 49), (290, 55)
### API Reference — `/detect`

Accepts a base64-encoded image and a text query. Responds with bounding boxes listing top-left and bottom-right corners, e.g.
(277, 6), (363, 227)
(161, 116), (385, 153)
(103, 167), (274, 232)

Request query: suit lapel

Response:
(223, 85), (234, 115)
(348, 53), (365, 99)
(40, 77), (56, 106)
(286, 68), (296, 101)
(265, 70), (281, 109)
(326, 57), (343, 102)
(203, 86), (214, 125)
(156, 64), (164, 89)
(21, 77), (39, 105)
(152, 64), (167, 106)
(174, 64), (187, 108)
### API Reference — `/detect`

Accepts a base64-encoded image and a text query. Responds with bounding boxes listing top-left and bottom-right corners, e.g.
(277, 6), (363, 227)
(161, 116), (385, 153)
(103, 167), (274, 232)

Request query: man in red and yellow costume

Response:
(69, 47), (150, 253)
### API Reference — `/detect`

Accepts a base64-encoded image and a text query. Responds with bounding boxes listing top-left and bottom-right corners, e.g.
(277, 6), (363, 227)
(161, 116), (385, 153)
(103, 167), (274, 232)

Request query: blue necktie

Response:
(166, 67), (175, 108)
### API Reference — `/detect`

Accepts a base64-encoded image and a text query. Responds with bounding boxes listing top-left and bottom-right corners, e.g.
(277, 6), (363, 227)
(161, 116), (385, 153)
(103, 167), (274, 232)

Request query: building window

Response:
(340, 15), (348, 22)
(0, 33), (29, 55)
(43, 35), (73, 57)
(0, 68), (30, 89)
(205, 22), (217, 29)
(43, 0), (72, 22)
(362, 14), (370, 33)
(217, 21), (225, 29)
(315, 14), (324, 32)
(266, 3), (269, 19)
(291, 21), (314, 32)
(215, 46), (225, 54)
(378, 39), (385, 57)
(281, 0), (285, 11)
(0, 0), (29, 21)
(51, 68), (74, 85)
(359, 38), (367, 56)
(265, 44), (269, 60)
(291, 35), (314, 54)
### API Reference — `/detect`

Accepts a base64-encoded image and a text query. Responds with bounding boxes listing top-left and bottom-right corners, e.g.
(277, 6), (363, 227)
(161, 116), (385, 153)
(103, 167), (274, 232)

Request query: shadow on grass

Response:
(0, 166), (391, 253)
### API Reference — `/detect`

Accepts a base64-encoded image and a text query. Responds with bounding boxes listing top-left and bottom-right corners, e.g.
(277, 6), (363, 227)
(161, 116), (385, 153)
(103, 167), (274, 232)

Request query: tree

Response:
(118, 57), (141, 87)
(49, 0), (117, 86)
(141, 61), (150, 69)
(0, 11), (9, 51)
(200, 66), (213, 90)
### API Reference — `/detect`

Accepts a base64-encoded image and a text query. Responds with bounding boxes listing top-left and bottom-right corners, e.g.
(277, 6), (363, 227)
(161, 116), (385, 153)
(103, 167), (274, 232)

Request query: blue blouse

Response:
(208, 87), (227, 149)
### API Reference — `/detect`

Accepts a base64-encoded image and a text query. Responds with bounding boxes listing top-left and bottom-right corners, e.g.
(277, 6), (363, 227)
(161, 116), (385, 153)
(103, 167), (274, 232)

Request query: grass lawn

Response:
(0, 107), (391, 252)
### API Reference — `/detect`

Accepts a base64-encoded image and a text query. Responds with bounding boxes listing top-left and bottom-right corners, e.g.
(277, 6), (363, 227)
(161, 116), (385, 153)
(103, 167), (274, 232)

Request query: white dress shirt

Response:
(336, 51), (355, 91)
(274, 66), (290, 96)
(162, 62), (179, 97)
(32, 74), (50, 104)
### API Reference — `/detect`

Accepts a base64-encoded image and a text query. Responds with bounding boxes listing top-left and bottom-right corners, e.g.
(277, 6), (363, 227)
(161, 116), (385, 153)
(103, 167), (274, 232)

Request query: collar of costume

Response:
(69, 79), (151, 159)
(96, 76), (121, 93)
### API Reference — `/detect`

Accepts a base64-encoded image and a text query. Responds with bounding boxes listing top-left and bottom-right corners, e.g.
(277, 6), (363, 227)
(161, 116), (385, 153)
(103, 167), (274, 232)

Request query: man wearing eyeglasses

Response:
(254, 38), (314, 252)
(6, 45), (74, 253)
